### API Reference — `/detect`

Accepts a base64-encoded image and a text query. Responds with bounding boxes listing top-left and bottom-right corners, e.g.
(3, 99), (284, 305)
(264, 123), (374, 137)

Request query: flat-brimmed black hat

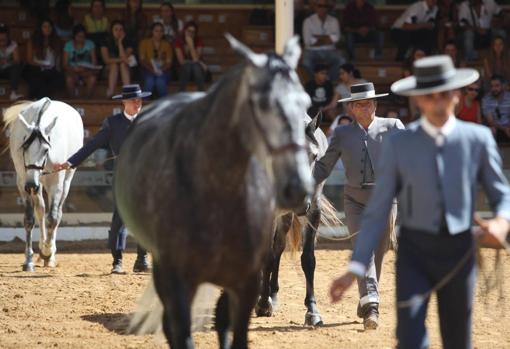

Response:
(337, 82), (388, 103)
(391, 55), (479, 96)
(112, 84), (152, 100)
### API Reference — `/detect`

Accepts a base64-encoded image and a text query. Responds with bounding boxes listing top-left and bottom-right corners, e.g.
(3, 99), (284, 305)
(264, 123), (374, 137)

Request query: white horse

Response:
(3, 98), (83, 271)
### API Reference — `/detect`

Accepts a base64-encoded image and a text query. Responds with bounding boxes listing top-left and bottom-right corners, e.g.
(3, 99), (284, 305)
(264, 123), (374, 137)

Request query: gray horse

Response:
(114, 35), (313, 349)
(256, 112), (341, 326)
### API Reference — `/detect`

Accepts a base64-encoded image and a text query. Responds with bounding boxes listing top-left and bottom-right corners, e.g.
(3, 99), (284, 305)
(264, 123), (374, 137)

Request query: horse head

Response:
(16, 101), (57, 193)
(226, 34), (313, 210)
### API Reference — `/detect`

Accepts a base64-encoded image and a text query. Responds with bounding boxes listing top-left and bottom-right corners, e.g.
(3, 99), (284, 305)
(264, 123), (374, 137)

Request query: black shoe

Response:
(111, 260), (124, 274)
(133, 255), (150, 273)
(363, 307), (379, 330)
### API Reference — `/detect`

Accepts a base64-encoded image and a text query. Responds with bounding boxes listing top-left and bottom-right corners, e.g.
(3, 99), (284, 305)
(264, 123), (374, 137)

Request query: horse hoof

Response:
(22, 263), (35, 272)
(255, 298), (273, 317)
(270, 293), (279, 311)
(304, 312), (323, 327)
(44, 259), (56, 268)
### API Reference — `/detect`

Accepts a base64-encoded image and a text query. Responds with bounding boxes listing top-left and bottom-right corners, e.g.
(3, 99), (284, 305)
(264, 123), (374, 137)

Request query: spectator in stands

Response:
(458, 0), (505, 62)
(101, 20), (134, 98)
(483, 36), (510, 84)
(302, 0), (343, 82)
(294, 0), (310, 45)
(124, 0), (147, 46)
(26, 18), (63, 99)
(175, 21), (206, 92)
(437, 0), (458, 52)
(153, 2), (183, 44)
(84, 0), (110, 55)
(342, 0), (384, 61)
(402, 47), (427, 121)
(456, 81), (482, 123)
(391, 0), (438, 61)
(329, 63), (365, 114)
(327, 114), (352, 138)
(63, 24), (98, 98)
(139, 22), (172, 98)
(0, 24), (23, 101)
(54, 0), (75, 42)
(443, 40), (465, 68)
(305, 64), (335, 118)
(482, 75), (510, 140)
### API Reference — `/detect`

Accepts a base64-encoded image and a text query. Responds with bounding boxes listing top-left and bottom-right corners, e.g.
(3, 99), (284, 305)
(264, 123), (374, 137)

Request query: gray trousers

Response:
(344, 186), (397, 313)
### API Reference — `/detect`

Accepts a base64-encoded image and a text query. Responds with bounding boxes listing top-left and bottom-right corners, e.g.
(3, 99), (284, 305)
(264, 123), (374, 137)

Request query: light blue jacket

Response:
(351, 119), (510, 268)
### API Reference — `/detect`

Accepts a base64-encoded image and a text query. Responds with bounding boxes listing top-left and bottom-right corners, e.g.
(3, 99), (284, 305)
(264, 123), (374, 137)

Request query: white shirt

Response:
(458, 0), (501, 29)
(392, 1), (438, 29)
(420, 115), (456, 147)
(124, 111), (138, 122)
(347, 115), (456, 277)
(303, 13), (340, 50)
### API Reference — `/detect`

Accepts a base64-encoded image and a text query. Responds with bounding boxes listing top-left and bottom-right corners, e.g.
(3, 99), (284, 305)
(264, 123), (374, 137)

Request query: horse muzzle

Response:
(24, 181), (40, 194)
(277, 173), (313, 210)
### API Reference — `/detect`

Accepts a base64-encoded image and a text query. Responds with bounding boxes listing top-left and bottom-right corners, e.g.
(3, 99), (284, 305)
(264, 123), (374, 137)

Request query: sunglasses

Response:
(467, 87), (480, 92)
(317, 4), (329, 8)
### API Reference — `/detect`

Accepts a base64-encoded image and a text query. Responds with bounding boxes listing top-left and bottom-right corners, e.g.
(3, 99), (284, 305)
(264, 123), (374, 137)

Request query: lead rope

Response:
(41, 155), (118, 176)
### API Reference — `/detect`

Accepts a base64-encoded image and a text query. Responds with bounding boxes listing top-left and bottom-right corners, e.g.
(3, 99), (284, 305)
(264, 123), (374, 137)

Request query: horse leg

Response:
(231, 272), (260, 349)
(152, 262), (196, 349)
(22, 196), (35, 272)
(255, 229), (276, 317)
(44, 184), (65, 267)
(31, 191), (48, 262)
(215, 291), (231, 349)
(268, 215), (291, 310)
(301, 207), (323, 326)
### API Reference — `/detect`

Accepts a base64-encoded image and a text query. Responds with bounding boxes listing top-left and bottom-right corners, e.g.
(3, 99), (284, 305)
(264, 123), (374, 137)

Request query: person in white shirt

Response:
(458, 0), (505, 61)
(302, 0), (344, 82)
(390, 0), (438, 61)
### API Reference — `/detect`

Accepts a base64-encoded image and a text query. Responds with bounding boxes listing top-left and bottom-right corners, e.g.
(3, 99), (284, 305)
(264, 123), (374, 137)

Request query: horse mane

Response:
(2, 100), (32, 130)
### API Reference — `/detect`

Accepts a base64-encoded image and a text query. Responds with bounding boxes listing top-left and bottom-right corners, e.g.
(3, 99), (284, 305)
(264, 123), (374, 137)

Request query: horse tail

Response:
(286, 213), (302, 255)
(128, 274), (220, 337)
(2, 100), (32, 130)
(319, 195), (343, 228)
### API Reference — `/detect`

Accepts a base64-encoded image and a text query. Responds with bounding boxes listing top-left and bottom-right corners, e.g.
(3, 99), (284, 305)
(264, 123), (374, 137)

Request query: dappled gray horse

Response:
(256, 112), (340, 326)
(114, 35), (313, 349)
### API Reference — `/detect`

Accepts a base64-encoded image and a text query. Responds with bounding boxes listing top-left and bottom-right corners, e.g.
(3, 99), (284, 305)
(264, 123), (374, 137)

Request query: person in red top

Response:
(175, 21), (205, 92)
(456, 81), (482, 123)
(342, 0), (384, 61)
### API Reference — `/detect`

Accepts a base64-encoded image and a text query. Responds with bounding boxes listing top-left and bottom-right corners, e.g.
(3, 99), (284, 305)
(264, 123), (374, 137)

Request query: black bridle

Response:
(21, 100), (52, 172)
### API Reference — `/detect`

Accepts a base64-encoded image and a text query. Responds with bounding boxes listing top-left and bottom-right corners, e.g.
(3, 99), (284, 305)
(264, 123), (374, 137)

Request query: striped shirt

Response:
(482, 91), (510, 126)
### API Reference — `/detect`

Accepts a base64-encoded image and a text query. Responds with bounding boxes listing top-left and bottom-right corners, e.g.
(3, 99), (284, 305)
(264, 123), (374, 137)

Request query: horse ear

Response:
(309, 111), (322, 131)
(44, 117), (58, 135)
(282, 36), (301, 70)
(17, 114), (32, 130)
(224, 33), (268, 68)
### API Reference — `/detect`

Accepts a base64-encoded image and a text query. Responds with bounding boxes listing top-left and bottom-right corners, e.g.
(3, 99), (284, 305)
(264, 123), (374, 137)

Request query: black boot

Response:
(133, 245), (150, 273)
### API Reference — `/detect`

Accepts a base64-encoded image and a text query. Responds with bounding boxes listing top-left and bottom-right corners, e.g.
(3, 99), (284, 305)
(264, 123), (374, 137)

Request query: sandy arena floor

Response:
(0, 241), (509, 349)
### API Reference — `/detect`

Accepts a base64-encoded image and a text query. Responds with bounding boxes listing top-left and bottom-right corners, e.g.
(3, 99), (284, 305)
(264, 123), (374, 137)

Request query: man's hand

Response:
(53, 162), (71, 172)
(474, 215), (510, 249)
(330, 272), (356, 303)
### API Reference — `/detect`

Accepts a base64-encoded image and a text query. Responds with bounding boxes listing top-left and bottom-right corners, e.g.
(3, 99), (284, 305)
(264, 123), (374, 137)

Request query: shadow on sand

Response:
(81, 312), (132, 335)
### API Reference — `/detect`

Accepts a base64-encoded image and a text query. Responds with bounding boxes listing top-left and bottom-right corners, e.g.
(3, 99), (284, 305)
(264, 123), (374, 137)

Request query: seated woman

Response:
(0, 24), (23, 101)
(26, 18), (64, 99)
(175, 21), (206, 92)
(63, 24), (98, 98)
(84, 0), (110, 62)
(124, 0), (147, 46)
(101, 20), (134, 98)
(139, 22), (172, 98)
(54, 0), (75, 42)
(483, 36), (510, 85)
(455, 81), (482, 124)
(153, 1), (183, 44)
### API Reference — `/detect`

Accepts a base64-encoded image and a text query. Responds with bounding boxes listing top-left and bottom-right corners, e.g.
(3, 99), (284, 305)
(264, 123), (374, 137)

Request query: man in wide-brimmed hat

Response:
(314, 82), (405, 330)
(54, 84), (152, 274)
(329, 56), (510, 348)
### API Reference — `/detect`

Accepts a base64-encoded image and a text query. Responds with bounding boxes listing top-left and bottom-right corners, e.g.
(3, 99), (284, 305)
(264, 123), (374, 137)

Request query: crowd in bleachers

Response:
(0, 0), (208, 102)
(298, 0), (510, 142)
(1, 0), (510, 141)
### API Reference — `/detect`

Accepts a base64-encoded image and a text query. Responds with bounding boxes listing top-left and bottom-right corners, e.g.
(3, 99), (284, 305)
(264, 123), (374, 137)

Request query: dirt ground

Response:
(0, 240), (509, 349)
